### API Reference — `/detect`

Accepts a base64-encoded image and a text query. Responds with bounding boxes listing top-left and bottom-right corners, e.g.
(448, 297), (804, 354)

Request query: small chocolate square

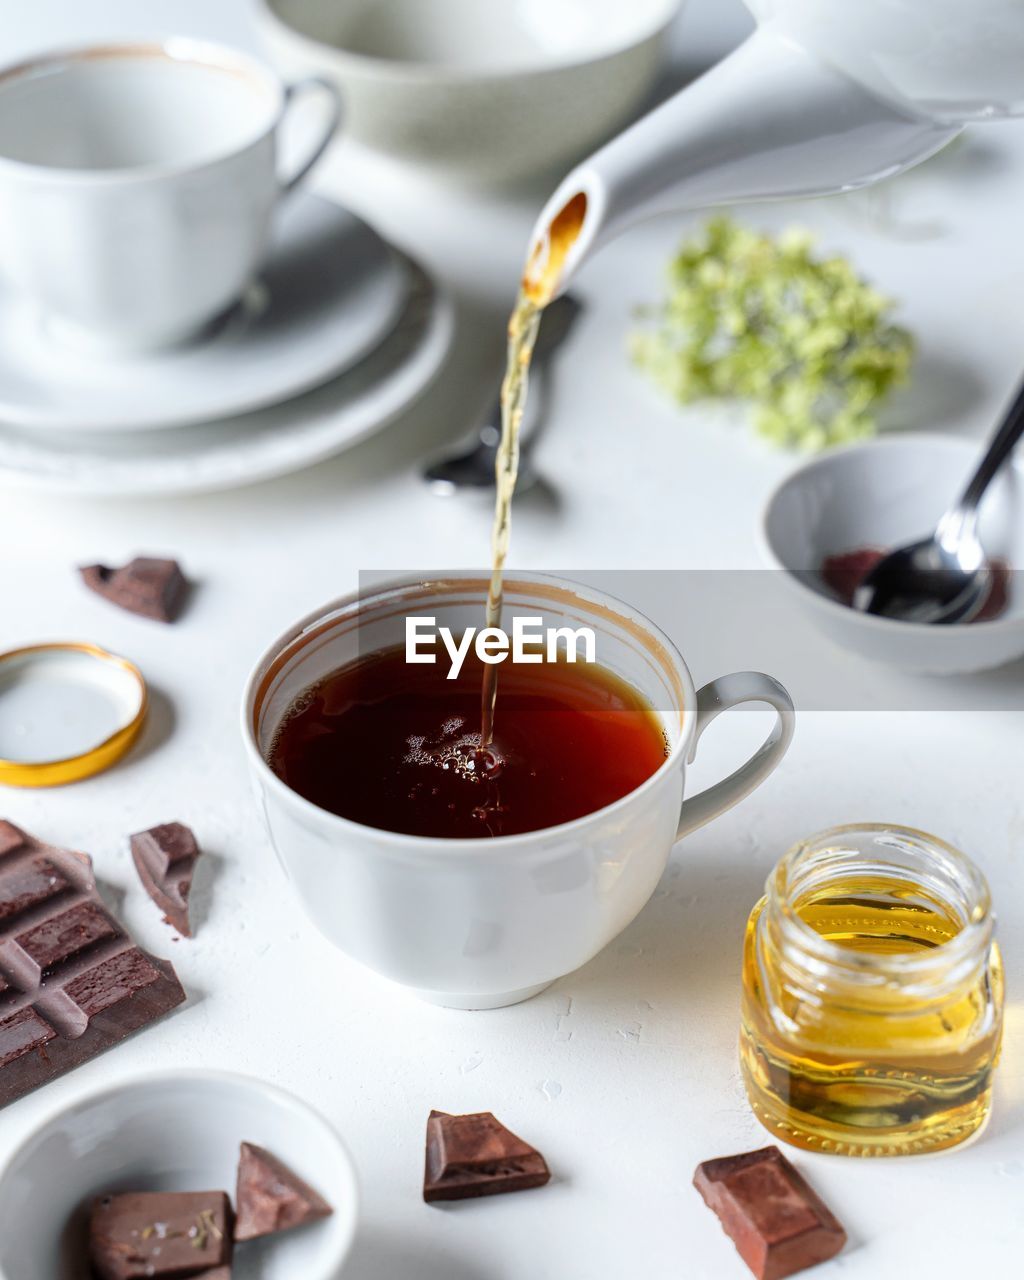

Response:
(694, 1147), (846, 1280)
(79, 557), (188, 623)
(89, 1190), (232, 1280)
(424, 1110), (550, 1203)
(130, 823), (202, 937)
(234, 1142), (333, 1242)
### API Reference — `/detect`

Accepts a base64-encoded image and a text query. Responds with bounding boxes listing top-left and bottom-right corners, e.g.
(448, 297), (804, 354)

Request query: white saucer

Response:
(0, 193), (410, 433)
(0, 264), (453, 496)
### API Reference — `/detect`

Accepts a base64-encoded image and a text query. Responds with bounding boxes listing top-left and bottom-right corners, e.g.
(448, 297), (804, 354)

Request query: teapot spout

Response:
(527, 24), (959, 299)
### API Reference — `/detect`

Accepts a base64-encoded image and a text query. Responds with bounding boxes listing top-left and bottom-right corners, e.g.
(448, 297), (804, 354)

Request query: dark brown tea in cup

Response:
(268, 643), (668, 839)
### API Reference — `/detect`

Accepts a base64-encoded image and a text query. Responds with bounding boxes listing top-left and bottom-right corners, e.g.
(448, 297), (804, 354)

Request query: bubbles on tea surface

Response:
(457, 741), (505, 781)
(266, 685), (320, 760)
(403, 716), (505, 782)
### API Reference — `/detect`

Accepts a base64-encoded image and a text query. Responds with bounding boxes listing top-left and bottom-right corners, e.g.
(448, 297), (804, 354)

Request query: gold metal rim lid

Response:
(0, 642), (148, 788)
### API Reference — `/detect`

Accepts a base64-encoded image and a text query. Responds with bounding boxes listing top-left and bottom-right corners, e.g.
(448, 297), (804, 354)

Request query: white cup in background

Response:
(0, 39), (341, 353)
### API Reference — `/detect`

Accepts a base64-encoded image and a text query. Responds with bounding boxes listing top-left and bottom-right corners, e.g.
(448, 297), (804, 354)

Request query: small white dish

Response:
(0, 192), (408, 433)
(0, 1070), (358, 1280)
(760, 433), (1024, 674)
(0, 262), (453, 496)
(257, 0), (684, 182)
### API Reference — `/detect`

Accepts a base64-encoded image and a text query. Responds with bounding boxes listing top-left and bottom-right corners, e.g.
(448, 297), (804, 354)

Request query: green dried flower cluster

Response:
(631, 217), (914, 450)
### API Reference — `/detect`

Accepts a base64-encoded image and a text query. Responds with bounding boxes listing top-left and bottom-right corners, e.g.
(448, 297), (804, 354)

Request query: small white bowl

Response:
(760, 433), (1024, 674)
(256, 0), (683, 182)
(0, 1071), (358, 1280)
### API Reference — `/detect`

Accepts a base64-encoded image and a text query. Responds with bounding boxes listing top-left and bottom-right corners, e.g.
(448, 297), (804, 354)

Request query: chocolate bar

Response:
(89, 1191), (232, 1279)
(0, 821), (186, 1109)
(423, 1110), (551, 1203)
(235, 1142), (333, 1241)
(131, 823), (201, 937)
(80, 556), (188, 622)
(693, 1146), (846, 1280)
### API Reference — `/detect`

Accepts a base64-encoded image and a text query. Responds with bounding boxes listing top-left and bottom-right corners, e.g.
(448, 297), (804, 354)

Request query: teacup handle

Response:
(676, 671), (795, 840)
(278, 77), (343, 194)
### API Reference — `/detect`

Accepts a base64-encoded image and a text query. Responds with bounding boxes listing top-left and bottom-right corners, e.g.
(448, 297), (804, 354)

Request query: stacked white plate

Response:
(0, 193), (453, 495)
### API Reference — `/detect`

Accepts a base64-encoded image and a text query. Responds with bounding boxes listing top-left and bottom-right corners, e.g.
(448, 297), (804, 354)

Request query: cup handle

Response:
(676, 672), (795, 841)
(277, 77), (343, 195)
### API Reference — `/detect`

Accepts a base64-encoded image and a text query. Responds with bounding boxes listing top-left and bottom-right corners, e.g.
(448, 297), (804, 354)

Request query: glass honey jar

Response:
(740, 824), (1004, 1156)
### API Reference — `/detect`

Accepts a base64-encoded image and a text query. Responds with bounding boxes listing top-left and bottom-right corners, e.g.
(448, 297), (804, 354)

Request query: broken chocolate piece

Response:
(423, 1110), (551, 1203)
(693, 1146), (846, 1280)
(234, 1141), (333, 1242)
(79, 556), (188, 622)
(130, 823), (202, 938)
(235, 1141), (332, 1239)
(89, 1190), (232, 1280)
(0, 820), (186, 1110)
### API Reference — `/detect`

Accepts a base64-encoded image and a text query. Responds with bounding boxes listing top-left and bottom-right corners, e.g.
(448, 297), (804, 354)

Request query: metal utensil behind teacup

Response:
(423, 294), (583, 495)
(854, 374), (1024, 623)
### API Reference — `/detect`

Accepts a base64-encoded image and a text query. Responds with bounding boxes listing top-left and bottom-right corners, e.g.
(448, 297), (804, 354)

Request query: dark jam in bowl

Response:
(821, 548), (1011, 622)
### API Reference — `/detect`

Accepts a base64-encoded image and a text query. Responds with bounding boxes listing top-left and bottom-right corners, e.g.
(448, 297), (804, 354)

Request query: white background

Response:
(1, 2), (1023, 1278)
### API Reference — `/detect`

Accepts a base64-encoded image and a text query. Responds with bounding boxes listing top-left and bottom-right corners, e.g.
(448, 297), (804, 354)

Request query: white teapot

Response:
(531, 0), (1024, 290)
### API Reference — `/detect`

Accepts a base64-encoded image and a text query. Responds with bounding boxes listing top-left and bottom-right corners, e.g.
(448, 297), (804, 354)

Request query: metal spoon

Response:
(853, 376), (1024, 623)
(423, 294), (583, 495)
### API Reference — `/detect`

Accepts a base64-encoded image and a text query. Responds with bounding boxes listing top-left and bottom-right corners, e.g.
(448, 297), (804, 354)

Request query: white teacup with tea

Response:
(243, 574), (795, 1010)
(0, 39), (340, 353)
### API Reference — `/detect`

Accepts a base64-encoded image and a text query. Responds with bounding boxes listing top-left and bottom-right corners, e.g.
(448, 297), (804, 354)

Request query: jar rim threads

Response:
(767, 823), (994, 999)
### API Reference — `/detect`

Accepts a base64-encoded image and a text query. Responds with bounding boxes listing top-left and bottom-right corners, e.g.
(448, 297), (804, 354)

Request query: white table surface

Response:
(1, 3), (1023, 1278)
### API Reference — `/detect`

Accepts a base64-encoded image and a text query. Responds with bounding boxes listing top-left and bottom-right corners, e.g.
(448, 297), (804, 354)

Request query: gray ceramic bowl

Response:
(0, 1071), (358, 1280)
(257, 0), (684, 181)
(760, 434), (1024, 674)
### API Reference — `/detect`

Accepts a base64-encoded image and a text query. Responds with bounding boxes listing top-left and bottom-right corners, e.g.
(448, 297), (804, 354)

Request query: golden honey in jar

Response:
(740, 824), (1004, 1155)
